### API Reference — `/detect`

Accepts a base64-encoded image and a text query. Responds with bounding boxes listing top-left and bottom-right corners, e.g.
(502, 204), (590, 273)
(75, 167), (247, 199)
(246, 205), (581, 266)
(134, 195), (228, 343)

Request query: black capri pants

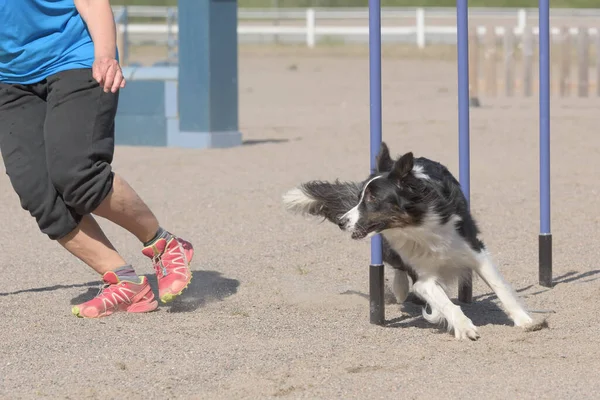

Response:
(0, 68), (117, 240)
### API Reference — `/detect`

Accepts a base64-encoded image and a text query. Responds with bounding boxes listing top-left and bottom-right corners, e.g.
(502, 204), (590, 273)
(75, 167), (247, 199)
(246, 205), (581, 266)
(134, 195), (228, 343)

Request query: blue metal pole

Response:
(368, 0), (384, 325)
(457, 0), (472, 303)
(538, 0), (553, 287)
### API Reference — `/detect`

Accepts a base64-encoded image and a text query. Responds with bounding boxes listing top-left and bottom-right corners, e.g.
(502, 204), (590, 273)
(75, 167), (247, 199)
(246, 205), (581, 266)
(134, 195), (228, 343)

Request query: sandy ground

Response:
(1, 50), (600, 399)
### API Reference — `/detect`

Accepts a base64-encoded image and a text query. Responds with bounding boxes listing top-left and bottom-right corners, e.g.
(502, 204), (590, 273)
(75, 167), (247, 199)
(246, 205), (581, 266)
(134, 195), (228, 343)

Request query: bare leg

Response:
(83, 172), (193, 305)
(58, 214), (127, 275)
(62, 214), (158, 319)
(92, 173), (160, 244)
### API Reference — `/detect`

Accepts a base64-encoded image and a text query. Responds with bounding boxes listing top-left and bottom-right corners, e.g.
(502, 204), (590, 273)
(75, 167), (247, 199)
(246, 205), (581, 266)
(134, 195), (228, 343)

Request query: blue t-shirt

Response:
(0, 0), (96, 84)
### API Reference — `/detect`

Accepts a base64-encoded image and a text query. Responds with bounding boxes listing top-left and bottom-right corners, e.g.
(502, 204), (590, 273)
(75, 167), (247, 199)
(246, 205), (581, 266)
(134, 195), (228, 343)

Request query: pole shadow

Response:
(553, 269), (600, 285)
(242, 138), (290, 146)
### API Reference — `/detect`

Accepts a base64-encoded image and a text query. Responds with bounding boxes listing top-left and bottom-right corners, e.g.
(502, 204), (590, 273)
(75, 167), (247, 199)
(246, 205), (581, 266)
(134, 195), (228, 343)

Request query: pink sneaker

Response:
(142, 234), (194, 303)
(72, 271), (158, 318)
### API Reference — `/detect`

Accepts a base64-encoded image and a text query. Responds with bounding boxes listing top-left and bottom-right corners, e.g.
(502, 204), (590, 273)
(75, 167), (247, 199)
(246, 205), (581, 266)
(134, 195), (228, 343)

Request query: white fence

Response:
(113, 6), (600, 52)
(112, 5), (600, 20)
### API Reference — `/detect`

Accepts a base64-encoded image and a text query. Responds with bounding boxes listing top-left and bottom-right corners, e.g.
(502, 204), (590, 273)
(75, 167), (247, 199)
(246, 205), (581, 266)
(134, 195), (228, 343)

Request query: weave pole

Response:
(457, 0), (473, 303)
(538, 0), (553, 287)
(368, 0), (385, 325)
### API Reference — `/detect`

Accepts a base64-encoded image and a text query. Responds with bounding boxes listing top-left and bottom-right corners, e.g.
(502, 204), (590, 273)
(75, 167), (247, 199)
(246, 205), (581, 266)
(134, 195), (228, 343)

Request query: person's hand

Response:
(92, 56), (126, 93)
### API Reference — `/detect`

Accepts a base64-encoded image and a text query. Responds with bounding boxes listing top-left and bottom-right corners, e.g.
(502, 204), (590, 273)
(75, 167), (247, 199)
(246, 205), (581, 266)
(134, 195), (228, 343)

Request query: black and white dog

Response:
(282, 142), (535, 340)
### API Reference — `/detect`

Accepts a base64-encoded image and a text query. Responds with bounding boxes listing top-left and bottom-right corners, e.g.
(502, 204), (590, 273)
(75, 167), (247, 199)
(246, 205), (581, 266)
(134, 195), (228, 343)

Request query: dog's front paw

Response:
(512, 311), (534, 328)
(520, 315), (550, 332)
(453, 314), (480, 341)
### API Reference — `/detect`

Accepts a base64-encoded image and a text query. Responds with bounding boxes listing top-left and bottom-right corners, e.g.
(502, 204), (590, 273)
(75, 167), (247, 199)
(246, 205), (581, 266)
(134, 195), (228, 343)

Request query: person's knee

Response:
(6, 174), (80, 240)
(48, 157), (114, 215)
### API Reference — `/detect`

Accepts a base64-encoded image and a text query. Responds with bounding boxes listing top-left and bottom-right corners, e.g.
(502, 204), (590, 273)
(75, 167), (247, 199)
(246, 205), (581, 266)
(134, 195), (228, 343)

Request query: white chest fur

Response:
(382, 212), (477, 277)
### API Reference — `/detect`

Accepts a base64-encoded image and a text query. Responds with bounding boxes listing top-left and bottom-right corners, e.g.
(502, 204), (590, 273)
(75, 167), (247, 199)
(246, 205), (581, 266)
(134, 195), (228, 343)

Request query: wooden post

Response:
(577, 27), (590, 97)
(523, 26), (534, 97)
(549, 28), (553, 96)
(559, 26), (571, 97)
(115, 7), (128, 66)
(504, 27), (515, 96)
(469, 29), (481, 107)
(116, 24), (124, 64)
(176, 0), (242, 148)
(597, 30), (600, 96)
(484, 26), (498, 97)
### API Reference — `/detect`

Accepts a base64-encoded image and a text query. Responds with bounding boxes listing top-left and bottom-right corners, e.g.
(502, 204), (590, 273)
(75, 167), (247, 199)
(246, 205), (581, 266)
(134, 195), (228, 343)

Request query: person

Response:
(0, 0), (194, 318)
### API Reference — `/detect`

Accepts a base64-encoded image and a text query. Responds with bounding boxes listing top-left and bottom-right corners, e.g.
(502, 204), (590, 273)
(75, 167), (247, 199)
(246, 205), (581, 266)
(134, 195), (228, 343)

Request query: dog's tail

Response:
(422, 306), (445, 326)
(282, 180), (361, 224)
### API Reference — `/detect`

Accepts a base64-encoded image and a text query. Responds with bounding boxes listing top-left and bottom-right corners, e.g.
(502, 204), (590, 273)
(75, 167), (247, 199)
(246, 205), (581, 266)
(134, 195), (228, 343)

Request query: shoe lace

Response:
(152, 254), (167, 277)
(153, 237), (186, 277)
(95, 281), (116, 298)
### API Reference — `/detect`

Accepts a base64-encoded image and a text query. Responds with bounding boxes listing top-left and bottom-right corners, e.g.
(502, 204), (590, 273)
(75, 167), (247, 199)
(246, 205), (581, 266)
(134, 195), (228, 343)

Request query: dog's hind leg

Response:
(392, 269), (411, 303)
(473, 249), (534, 328)
(412, 278), (480, 340)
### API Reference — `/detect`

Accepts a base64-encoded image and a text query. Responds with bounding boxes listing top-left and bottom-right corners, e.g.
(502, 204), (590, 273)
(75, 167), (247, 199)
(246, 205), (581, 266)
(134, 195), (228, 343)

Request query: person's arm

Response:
(74, 0), (125, 93)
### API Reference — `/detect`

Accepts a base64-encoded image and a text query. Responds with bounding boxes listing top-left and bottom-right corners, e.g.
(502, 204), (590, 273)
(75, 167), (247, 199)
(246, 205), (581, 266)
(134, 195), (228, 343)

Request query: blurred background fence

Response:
(112, 4), (600, 98)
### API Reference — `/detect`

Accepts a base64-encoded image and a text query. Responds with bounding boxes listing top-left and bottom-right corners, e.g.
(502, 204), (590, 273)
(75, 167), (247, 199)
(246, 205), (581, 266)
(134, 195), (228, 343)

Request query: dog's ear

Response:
(376, 142), (394, 172)
(389, 152), (414, 181)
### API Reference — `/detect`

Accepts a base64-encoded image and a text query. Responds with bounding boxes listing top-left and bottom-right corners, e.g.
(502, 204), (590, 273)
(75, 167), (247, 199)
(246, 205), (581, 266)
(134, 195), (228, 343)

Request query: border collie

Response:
(282, 142), (535, 340)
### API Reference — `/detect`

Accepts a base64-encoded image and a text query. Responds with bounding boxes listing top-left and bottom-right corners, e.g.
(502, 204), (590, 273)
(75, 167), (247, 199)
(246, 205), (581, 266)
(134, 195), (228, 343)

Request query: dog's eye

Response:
(364, 190), (374, 203)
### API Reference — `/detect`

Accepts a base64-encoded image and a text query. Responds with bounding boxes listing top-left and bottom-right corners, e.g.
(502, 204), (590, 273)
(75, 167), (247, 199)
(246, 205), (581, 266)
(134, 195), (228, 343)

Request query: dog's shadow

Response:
(383, 294), (523, 331)
(343, 278), (565, 332)
(70, 270), (240, 313)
